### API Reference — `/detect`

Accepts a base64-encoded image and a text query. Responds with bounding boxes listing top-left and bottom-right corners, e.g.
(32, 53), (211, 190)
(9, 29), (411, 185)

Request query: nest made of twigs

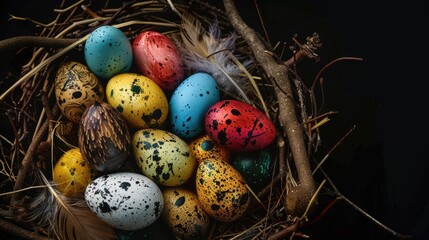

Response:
(1, 1), (386, 240)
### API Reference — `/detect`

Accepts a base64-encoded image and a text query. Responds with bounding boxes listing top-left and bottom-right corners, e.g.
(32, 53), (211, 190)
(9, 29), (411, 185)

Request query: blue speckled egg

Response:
(169, 73), (220, 139)
(84, 26), (132, 79)
(85, 172), (163, 230)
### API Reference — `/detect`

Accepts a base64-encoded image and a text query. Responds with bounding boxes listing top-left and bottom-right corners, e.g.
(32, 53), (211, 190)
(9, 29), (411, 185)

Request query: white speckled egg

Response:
(169, 72), (220, 139)
(84, 172), (163, 230)
(54, 61), (105, 123)
(132, 129), (196, 186)
(106, 73), (169, 129)
(84, 26), (132, 79)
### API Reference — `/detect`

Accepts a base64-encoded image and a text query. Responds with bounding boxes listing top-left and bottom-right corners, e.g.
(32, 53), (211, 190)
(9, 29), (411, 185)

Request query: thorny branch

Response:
(223, 0), (316, 216)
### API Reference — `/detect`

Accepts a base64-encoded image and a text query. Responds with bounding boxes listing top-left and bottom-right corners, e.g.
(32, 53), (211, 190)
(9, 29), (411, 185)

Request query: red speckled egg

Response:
(132, 31), (184, 91)
(205, 100), (276, 152)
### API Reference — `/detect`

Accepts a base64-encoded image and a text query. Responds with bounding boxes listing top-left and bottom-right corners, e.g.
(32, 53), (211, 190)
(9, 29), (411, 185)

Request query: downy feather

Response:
(178, 14), (253, 103)
(27, 170), (118, 240)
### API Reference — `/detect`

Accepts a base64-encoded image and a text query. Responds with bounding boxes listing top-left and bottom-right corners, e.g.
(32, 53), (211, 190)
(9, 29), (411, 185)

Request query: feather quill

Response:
(177, 14), (253, 103)
(27, 170), (118, 240)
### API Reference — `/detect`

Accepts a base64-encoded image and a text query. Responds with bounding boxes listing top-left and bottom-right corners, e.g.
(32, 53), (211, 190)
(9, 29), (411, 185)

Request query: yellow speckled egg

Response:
(189, 134), (230, 165)
(106, 73), (168, 129)
(196, 158), (249, 222)
(53, 148), (95, 197)
(132, 129), (196, 186)
(55, 61), (105, 123)
(162, 188), (210, 239)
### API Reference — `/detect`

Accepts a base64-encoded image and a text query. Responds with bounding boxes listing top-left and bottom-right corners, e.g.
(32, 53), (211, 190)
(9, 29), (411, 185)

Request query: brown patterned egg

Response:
(55, 61), (104, 123)
(79, 101), (130, 172)
(162, 188), (210, 239)
(189, 134), (230, 165)
(196, 158), (249, 222)
(132, 129), (196, 186)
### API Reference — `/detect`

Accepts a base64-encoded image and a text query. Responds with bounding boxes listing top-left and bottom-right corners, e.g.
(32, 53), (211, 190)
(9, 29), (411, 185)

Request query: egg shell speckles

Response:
(189, 134), (230, 165)
(133, 31), (184, 91)
(132, 129), (196, 186)
(84, 26), (132, 79)
(205, 100), (276, 152)
(84, 172), (163, 230)
(53, 148), (95, 197)
(196, 158), (249, 222)
(170, 73), (220, 140)
(162, 188), (210, 239)
(106, 73), (169, 129)
(54, 61), (105, 123)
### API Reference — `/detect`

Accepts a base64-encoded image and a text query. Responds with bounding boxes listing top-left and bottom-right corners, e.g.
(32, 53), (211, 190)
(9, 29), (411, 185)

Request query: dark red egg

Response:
(132, 31), (184, 91)
(205, 100), (276, 152)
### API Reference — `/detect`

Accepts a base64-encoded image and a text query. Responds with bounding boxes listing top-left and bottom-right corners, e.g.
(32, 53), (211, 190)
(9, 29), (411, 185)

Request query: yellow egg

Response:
(162, 188), (210, 239)
(53, 148), (95, 197)
(189, 134), (230, 165)
(106, 73), (168, 129)
(196, 158), (250, 222)
(133, 129), (196, 186)
(55, 61), (105, 123)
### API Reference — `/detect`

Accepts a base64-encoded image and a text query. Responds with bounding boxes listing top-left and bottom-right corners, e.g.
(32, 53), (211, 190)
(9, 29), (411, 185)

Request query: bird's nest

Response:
(0, 1), (408, 240)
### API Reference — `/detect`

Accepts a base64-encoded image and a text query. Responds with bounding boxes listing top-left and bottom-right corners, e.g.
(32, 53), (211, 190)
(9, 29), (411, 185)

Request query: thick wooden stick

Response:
(223, 0), (316, 216)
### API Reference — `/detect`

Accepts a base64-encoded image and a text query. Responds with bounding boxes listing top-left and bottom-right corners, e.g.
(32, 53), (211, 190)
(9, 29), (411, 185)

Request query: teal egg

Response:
(230, 147), (274, 191)
(84, 26), (132, 79)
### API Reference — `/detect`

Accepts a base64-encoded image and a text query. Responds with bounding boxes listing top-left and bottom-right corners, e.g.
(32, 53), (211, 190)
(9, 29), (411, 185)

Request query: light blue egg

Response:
(169, 72), (220, 139)
(84, 26), (132, 79)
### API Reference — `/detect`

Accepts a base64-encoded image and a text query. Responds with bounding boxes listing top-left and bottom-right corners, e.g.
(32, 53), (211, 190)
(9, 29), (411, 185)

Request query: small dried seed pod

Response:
(79, 101), (130, 172)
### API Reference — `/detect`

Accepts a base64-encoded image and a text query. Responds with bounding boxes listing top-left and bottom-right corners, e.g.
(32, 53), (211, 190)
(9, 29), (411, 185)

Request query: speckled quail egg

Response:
(189, 134), (230, 165)
(84, 172), (163, 230)
(196, 158), (250, 222)
(106, 73), (169, 129)
(53, 148), (95, 197)
(132, 129), (196, 186)
(162, 188), (210, 239)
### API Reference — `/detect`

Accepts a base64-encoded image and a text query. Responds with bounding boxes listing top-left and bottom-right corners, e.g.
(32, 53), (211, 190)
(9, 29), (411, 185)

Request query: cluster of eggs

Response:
(52, 25), (276, 239)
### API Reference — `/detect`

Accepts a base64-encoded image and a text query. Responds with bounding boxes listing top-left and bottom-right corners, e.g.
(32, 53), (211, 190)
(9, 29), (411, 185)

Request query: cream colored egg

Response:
(162, 188), (210, 239)
(55, 61), (105, 123)
(106, 73), (168, 129)
(132, 129), (196, 186)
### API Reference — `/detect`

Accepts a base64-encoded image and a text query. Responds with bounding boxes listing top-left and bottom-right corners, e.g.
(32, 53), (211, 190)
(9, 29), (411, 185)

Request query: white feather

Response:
(177, 14), (253, 103)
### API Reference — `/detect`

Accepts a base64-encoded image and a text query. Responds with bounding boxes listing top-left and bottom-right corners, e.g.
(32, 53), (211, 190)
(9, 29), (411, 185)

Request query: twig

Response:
(224, 0), (316, 216)
(9, 104), (59, 206)
(312, 125), (356, 174)
(0, 218), (51, 240)
(0, 36), (76, 53)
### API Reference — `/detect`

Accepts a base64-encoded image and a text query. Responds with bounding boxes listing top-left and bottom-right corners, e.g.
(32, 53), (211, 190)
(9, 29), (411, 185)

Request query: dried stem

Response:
(0, 218), (51, 240)
(224, 0), (316, 216)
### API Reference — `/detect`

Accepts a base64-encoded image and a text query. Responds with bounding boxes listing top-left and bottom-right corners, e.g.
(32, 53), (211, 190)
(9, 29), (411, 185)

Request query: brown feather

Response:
(37, 170), (118, 240)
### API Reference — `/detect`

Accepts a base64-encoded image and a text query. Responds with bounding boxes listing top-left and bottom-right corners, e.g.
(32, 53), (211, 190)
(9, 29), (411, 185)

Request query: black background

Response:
(1, 1), (428, 239)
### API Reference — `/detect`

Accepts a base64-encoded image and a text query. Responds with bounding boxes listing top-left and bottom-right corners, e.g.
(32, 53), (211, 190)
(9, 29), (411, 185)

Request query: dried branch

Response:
(223, 0), (316, 216)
